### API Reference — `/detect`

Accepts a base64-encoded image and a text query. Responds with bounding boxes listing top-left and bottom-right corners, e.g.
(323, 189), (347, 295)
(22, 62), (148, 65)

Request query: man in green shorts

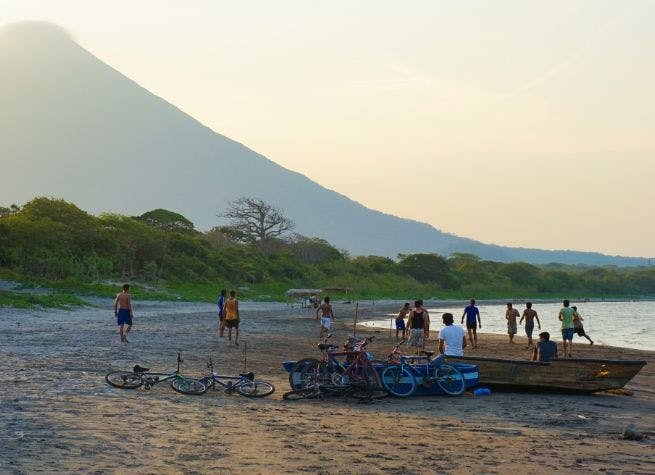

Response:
(558, 299), (575, 357)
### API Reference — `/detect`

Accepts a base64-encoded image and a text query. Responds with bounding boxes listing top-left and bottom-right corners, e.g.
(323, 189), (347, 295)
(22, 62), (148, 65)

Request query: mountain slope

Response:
(0, 22), (648, 266)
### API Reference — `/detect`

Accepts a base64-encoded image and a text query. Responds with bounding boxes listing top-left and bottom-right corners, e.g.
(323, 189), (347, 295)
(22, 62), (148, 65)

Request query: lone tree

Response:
(219, 197), (295, 249)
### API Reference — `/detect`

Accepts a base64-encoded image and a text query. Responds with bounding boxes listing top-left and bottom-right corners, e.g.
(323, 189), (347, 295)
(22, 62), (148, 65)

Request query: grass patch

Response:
(0, 290), (89, 309)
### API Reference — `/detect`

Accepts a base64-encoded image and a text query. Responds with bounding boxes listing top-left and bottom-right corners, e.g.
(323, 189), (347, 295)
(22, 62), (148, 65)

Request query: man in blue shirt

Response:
(532, 331), (558, 362)
(461, 298), (482, 349)
(217, 288), (227, 338)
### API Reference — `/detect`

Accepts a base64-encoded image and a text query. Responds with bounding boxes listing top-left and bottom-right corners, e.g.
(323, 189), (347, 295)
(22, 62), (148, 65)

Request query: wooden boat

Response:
(444, 355), (646, 393)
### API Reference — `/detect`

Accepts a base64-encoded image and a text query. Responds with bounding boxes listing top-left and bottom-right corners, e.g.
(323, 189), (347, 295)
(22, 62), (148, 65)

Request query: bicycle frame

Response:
(203, 355), (254, 391)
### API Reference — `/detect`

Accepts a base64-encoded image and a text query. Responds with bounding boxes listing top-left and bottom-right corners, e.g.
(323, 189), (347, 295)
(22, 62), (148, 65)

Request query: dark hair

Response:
(506, 302), (512, 308)
(324, 296), (330, 303)
(229, 290), (236, 296)
(571, 306), (577, 311)
(418, 299), (423, 306)
(403, 302), (410, 308)
(414, 300), (421, 307)
(442, 313), (454, 325)
(526, 302), (532, 308)
(220, 289), (227, 296)
(563, 299), (570, 306)
(539, 331), (550, 341)
(470, 298), (475, 305)
(122, 284), (130, 291)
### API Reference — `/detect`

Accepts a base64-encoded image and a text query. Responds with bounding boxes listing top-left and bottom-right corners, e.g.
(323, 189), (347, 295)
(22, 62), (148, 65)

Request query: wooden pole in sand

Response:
(353, 301), (359, 336)
(243, 341), (247, 371)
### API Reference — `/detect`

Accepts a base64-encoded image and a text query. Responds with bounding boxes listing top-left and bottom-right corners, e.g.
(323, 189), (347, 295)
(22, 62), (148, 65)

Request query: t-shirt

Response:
(438, 325), (466, 356)
(464, 305), (479, 323)
(537, 340), (558, 362)
(225, 298), (238, 320)
(217, 295), (225, 317)
(560, 307), (575, 329)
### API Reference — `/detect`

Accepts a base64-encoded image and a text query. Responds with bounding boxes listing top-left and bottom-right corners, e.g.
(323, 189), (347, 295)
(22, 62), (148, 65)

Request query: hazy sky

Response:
(2, 0), (654, 256)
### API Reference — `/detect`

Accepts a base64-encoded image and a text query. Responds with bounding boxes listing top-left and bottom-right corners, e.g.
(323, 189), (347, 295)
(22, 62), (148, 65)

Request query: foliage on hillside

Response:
(1, 198), (654, 301)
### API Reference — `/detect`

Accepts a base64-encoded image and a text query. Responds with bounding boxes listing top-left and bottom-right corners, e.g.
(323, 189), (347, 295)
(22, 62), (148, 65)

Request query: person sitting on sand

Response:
(316, 296), (334, 338)
(217, 288), (227, 338)
(519, 302), (541, 349)
(505, 302), (519, 344)
(224, 290), (240, 346)
(406, 300), (428, 354)
(395, 303), (410, 340)
(532, 331), (558, 362)
(559, 299), (575, 357)
(113, 284), (133, 343)
(572, 306), (594, 345)
(461, 298), (481, 349)
(438, 313), (467, 356)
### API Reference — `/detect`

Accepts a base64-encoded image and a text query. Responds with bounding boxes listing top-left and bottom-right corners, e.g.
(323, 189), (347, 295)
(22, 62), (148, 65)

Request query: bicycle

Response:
(105, 352), (207, 395)
(197, 354), (275, 398)
(379, 340), (466, 397)
(283, 335), (388, 400)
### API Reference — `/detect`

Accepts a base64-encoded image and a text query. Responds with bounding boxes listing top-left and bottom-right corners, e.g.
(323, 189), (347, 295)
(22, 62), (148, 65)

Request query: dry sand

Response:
(1, 299), (654, 474)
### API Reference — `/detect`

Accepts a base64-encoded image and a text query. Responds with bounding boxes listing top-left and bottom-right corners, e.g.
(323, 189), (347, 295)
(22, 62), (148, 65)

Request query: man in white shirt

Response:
(438, 313), (467, 356)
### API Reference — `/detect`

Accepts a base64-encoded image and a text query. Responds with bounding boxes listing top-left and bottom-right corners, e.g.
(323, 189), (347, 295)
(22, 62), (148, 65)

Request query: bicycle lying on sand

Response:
(105, 352), (208, 395)
(283, 335), (388, 400)
(380, 340), (466, 397)
(196, 354), (275, 398)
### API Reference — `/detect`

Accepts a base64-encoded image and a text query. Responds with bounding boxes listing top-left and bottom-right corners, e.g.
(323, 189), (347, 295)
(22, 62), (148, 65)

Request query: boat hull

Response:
(444, 356), (646, 393)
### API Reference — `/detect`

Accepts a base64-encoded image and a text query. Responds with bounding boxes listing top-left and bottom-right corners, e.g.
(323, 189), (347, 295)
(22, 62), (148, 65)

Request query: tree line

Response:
(1, 197), (654, 299)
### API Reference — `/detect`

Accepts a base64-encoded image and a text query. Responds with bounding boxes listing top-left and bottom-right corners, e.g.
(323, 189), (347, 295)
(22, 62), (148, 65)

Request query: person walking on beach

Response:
(316, 296), (334, 338)
(505, 302), (519, 344)
(559, 299), (575, 357)
(217, 288), (227, 338)
(419, 299), (430, 341)
(532, 331), (558, 362)
(438, 313), (467, 356)
(519, 302), (541, 349)
(571, 306), (594, 345)
(224, 290), (240, 346)
(461, 298), (481, 349)
(395, 302), (410, 340)
(406, 300), (428, 354)
(113, 284), (133, 343)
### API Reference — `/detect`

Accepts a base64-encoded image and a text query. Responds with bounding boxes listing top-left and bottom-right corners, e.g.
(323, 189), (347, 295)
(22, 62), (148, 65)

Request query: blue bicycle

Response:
(380, 340), (466, 397)
(198, 355), (275, 398)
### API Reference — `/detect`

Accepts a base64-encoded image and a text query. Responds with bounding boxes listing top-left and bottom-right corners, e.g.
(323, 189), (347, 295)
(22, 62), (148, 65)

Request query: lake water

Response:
(361, 300), (655, 351)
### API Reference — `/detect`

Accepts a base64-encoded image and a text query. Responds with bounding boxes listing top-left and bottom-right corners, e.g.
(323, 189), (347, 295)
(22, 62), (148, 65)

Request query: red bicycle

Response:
(283, 335), (388, 400)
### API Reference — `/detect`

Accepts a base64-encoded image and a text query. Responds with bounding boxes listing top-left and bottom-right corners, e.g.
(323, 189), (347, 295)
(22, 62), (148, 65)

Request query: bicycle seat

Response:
(421, 351), (436, 358)
(240, 372), (254, 381)
(133, 365), (149, 373)
(318, 343), (337, 351)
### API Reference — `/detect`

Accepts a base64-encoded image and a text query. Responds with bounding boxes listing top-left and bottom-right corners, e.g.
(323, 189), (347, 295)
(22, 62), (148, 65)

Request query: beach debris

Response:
(622, 424), (644, 441)
(473, 387), (491, 396)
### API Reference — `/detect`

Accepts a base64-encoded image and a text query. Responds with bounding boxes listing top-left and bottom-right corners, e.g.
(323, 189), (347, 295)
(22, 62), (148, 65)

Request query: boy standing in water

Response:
(505, 302), (519, 344)
(461, 298), (481, 349)
(224, 290), (240, 346)
(519, 302), (541, 349)
(572, 306), (594, 345)
(559, 299), (575, 357)
(316, 296), (334, 338)
(113, 284), (133, 343)
(217, 288), (227, 338)
(395, 303), (410, 340)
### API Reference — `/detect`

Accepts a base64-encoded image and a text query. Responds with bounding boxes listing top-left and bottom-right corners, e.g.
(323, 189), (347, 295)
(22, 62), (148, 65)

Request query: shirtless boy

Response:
(316, 296), (334, 338)
(395, 303), (410, 340)
(113, 284), (133, 343)
(505, 302), (519, 344)
(519, 302), (541, 348)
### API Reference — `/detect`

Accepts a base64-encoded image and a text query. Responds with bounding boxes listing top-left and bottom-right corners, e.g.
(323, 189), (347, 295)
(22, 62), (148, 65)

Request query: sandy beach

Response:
(1, 299), (654, 474)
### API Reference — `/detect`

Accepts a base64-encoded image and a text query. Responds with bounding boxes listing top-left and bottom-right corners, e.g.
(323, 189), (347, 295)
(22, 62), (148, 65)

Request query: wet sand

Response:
(1, 299), (654, 474)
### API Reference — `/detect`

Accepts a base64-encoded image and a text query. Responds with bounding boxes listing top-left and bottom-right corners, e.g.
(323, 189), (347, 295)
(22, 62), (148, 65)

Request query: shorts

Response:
(117, 308), (132, 326)
(575, 327), (585, 336)
(507, 322), (517, 335)
(225, 319), (239, 329)
(321, 317), (331, 330)
(395, 319), (406, 330)
(466, 321), (477, 330)
(525, 321), (534, 338)
(562, 327), (574, 340)
(406, 328), (424, 348)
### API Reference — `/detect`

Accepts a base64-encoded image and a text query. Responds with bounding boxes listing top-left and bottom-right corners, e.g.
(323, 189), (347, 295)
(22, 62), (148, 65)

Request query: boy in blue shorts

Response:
(461, 299), (481, 348)
(558, 299), (575, 357)
(395, 303), (410, 340)
(113, 284), (133, 343)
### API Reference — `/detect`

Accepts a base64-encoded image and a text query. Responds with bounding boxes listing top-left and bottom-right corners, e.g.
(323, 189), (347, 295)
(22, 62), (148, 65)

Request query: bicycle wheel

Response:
(298, 359), (333, 388)
(350, 364), (388, 400)
(237, 380), (275, 398)
(381, 365), (417, 397)
(434, 364), (466, 396)
(171, 377), (208, 395)
(105, 371), (143, 389)
(288, 358), (320, 389)
(282, 386), (321, 400)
